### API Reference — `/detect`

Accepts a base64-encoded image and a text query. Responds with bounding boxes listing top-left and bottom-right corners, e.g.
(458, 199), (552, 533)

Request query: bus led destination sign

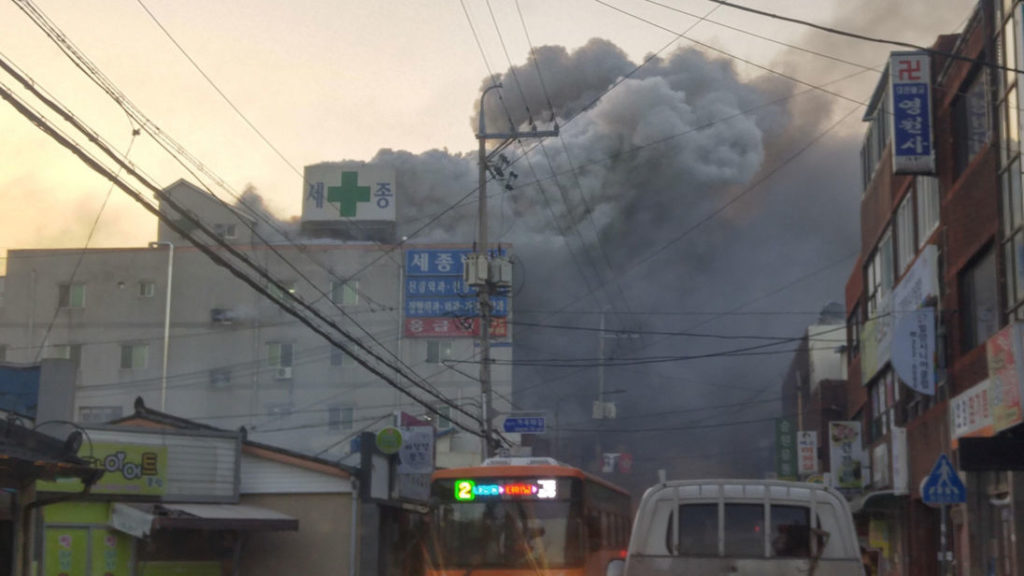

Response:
(453, 478), (558, 501)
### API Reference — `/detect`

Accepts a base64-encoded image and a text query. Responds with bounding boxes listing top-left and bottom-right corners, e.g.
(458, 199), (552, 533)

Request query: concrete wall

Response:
(239, 493), (354, 576)
(0, 188), (514, 459)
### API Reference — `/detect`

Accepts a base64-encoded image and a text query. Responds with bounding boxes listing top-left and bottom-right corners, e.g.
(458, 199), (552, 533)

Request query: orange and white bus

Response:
(426, 457), (632, 576)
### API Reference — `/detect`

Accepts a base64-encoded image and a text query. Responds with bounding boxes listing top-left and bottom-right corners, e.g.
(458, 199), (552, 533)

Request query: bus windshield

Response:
(430, 500), (582, 570)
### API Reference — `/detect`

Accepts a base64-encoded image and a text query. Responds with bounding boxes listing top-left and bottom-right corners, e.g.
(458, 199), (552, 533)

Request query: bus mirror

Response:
(606, 559), (625, 576)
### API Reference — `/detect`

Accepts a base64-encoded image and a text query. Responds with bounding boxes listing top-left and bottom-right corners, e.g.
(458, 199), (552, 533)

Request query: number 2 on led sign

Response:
(456, 480), (475, 501)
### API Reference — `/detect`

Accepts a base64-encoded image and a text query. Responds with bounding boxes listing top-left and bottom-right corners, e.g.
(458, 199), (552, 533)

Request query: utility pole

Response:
(471, 82), (557, 458)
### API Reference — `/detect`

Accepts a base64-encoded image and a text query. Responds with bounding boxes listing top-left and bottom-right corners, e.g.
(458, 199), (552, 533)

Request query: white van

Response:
(618, 479), (863, 576)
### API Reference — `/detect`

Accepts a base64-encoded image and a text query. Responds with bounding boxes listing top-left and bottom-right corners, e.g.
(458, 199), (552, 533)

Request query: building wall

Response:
(0, 183), (513, 460)
(238, 493), (354, 576)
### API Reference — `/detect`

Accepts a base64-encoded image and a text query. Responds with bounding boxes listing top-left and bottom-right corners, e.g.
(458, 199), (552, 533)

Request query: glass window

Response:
(674, 503), (718, 556)
(436, 405), (452, 429)
(120, 344), (148, 370)
(427, 340), (454, 364)
(58, 283), (86, 308)
(209, 368), (231, 388)
(724, 504), (764, 557)
(770, 506), (812, 557)
(267, 281), (296, 302)
(431, 501), (580, 569)
(953, 70), (990, 176)
(960, 247), (999, 351)
(267, 342), (294, 367)
(330, 346), (346, 366)
(138, 281), (155, 298)
(896, 191), (916, 274)
(331, 280), (359, 306)
(916, 176), (940, 246)
(328, 405), (353, 431)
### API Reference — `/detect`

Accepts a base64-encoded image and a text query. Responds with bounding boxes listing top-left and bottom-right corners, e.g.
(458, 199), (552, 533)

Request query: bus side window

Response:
(588, 511), (602, 551)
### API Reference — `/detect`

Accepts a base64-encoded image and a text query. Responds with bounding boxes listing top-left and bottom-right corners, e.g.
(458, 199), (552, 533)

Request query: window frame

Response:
(960, 245), (999, 352)
(267, 342), (294, 368)
(426, 339), (454, 364)
(120, 343), (149, 370)
(58, 283), (86, 309)
(331, 280), (359, 306)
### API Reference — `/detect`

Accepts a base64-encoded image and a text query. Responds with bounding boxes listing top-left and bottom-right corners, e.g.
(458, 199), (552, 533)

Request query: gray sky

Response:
(0, 0), (971, 255)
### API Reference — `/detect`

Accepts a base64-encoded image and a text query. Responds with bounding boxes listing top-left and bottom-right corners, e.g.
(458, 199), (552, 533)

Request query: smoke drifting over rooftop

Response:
(277, 37), (858, 487)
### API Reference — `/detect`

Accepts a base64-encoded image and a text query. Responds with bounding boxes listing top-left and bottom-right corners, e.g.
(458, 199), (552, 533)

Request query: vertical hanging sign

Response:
(890, 51), (935, 174)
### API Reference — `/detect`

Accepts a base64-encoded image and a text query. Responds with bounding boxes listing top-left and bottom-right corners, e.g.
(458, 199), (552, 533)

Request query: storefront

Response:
(34, 425), (300, 576)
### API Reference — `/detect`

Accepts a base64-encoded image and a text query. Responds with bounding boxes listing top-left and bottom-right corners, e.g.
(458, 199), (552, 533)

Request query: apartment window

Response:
(209, 368), (232, 389)
(331, 280), (359, 306)
(213, 223), (238, 239)
(895, 192), (916, 274)
(58, 283), (86, 308)
(860, 84), (890, 188)
(330, 346), (347, 366)
(267, 342), (294, 367)
(916, 176), (940, 247)
(436, 405), (452, 429)
(328, 405), (354, 431)
(960, 246), (999, 351)
(78, 406), (123, 424)
(47, 344), (82, 369)
(847, 305), (861, 356)
(426, 340), (453, 364)
(954, 69), (991, 177)
(267, 281), (296, 302)
(866, 229), (894, 317)
(120, 344), (149, 370)
(869, 371), (896, 442)
(138, 281), (155, 298)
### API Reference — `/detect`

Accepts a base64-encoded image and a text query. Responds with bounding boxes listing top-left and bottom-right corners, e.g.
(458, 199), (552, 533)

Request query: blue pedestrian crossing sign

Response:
(921, 453), (966, 506)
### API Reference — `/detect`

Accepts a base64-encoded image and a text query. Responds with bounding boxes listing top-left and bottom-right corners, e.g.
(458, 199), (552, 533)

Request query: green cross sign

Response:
(327, 171), (371, 217)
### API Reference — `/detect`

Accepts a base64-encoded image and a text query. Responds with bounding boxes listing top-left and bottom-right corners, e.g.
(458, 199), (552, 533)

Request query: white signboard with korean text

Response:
(797, 431), (818, 475)
(892, 307), (936, 395)
(950, 379), (995, 448)
(397, 426), (435, 475)
(889, 52), (935, 174)
(303, 164), (396, 222)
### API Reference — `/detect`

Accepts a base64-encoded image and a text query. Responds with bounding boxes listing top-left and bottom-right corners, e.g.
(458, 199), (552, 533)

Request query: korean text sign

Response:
(889, 52), (935, 174)
(38, 443), (167, 496)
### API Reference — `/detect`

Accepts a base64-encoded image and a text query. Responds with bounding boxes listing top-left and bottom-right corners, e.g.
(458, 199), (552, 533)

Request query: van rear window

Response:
(667, 503), (820, 558)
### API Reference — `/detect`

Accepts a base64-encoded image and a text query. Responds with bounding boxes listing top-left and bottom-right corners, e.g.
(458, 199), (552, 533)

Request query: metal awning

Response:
(849, 489), (907, 514)
(111, 502), (298, 538)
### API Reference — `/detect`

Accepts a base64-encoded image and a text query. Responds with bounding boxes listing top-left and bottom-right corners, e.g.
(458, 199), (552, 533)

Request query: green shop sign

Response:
(39, 442), (167, 496)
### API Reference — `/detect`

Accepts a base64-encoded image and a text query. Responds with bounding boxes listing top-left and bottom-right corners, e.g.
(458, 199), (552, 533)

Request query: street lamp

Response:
(554, 388), (626, 461)
(148, 241), (173, 411)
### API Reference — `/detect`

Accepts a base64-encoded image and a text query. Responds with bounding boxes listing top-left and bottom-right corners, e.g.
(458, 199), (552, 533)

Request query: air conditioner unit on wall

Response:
(274, 366), (292, 380)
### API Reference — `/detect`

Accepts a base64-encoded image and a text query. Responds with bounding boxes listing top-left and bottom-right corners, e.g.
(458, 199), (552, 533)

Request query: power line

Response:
(0, 65), (482, 435)
(703, 0), (1024, 76)
(32, 129), (138, 363)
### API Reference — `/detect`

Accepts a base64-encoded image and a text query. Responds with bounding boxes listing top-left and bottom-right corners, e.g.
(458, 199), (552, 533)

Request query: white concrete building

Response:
(0, 174), (513, 462)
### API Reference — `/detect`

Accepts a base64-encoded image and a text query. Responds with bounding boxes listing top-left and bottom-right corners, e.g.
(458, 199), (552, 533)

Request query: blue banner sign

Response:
(889, 52), (935, 174)
(503, 416), (546, 434)
(405, 248), (506, 276)
(406, 296), (508, 318)
(406, 277), (476, 297)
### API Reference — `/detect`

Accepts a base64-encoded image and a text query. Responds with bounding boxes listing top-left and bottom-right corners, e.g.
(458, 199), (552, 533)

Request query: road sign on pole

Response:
(502, 415), (546, 434)
(921, 453), (966, 506)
